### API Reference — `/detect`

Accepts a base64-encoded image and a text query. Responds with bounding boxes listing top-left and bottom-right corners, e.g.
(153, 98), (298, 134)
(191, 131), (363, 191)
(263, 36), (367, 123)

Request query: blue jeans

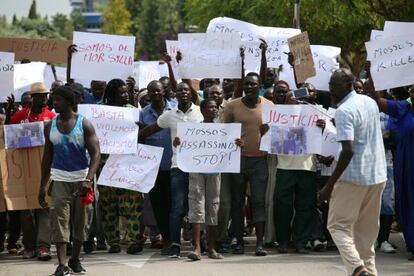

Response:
(169, 168), (189, 247)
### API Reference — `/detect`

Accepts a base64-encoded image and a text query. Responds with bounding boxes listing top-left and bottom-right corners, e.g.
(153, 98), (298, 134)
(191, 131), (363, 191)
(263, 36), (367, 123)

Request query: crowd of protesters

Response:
(0, 40), (413, 276)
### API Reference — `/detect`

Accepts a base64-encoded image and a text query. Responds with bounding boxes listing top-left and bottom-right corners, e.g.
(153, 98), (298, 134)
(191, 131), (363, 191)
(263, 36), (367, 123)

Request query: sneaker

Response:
(278, 244), (289, 254)
(313, 240), (326, 252)
(8, 247), (18, 255)
(53, 264), (70, 276)
(22, 249), (36, 259)
(305, 241), (312, 250)
(108, 244), (121, 253)
(168, 245), (180, 258)
(217, 240), (230, 253)
(126, 243), (143, 254)
(232, 242), (244, 255)
(295, 246), (309, 254)
(37, 247), (52, 261)
(150, 240), (163, 249)
(379, 241), (396, 253)
(68, 258), (86, 273)
(83, 240), (96, 254)
(255, 246), (267, 256)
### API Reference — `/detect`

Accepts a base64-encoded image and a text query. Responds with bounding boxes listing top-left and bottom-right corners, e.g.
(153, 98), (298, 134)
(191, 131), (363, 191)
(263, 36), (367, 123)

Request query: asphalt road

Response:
(1, 233), (413, 276)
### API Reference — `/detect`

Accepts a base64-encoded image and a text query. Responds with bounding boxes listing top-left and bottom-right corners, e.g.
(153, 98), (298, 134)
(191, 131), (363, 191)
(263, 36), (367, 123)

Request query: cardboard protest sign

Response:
(165, 40), (181, 79)
(0, 125), (46, 210)
(97, 144), (163, 193)
(0, 52), (14, 102)
(71, 32), (135, 81)
(14, 62), (47, 100)
(134, 61), (168, 89)
(78, 104), (140, 154)
(176, 123), (241, 173)
(0, 37), (70, 63)
(365, 35), (414, 90)
(261, 105), (326, 155)
(383, 21), (414, 35)
(206, 17), (300, 70)
(178, 33), (242, 79)
(306, 45), (341, 91)
(288, 31), (316, 84)
(4, 122), (45, 149)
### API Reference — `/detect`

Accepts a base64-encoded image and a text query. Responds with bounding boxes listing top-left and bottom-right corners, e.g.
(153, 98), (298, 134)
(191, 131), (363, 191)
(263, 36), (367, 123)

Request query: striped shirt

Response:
(335, 91), (386, 185)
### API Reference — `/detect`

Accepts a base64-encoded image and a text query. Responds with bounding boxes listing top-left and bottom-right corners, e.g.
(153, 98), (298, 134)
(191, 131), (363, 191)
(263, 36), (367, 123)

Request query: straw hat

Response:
(29, 82), (50, 95)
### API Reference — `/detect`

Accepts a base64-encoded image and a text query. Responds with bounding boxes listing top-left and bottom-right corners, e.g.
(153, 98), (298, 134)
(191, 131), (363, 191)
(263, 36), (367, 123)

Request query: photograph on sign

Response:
(4, 122), (45, 149)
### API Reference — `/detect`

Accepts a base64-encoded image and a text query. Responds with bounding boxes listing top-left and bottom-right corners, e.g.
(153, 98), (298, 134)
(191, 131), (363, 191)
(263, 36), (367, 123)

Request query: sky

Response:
(0, 0), (73, 22)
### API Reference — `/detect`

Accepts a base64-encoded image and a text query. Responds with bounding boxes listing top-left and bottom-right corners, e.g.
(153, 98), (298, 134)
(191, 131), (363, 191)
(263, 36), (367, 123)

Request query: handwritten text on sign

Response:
(77, 104), (140, 154)
(288, 32), (316, 84)
(365, 35), (414, 90)
(0, 37), (70, 63)
(133, 61), (168, 89)
(71, 32), (135, 81)
(206, 17), (300, 70)
(178, 33), (242, 79)
(97, 144), (163, 193)
(176, 123), (241, 173)
(0, 52), (14, 102)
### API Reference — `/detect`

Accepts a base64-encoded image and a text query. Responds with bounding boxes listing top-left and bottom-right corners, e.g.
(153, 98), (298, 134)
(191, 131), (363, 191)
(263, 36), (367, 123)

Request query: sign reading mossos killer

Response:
(77, 104), (140, 154)
(71, 32), (135, 81)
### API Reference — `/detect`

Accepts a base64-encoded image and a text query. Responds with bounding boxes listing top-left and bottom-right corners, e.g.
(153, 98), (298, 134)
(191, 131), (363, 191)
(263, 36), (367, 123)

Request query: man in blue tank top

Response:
(38, 86), (101, 276)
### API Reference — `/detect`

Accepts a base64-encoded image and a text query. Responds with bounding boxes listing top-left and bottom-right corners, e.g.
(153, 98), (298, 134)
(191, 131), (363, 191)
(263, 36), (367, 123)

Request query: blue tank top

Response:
(50, 114), (89, 172)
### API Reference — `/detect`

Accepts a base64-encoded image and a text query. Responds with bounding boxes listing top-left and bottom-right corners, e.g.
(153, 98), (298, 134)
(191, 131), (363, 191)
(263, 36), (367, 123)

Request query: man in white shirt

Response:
(319, 69), (386, 276)
(139, 82), (203, 258)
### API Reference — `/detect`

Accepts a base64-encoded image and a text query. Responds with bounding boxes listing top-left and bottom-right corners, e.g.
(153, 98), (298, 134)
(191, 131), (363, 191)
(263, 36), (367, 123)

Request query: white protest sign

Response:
(320, 120), (339, 158)
(0, 52), (14, 102)
(98, 144), (163, 193)
(178, 33), (242, 79)
(370, 30), (384, 41)
(14, 62), (47, 101)
(261, 104), (325, 155)
(135, 61), (168, 89)
(176, 123), (241, 173)
(384, 21), (414, 35)
(77, 104), (140, 154)
(4, 121), (45, 149)
(305, 45), (341, 91)
(207, 17), (300, 69)
(71, 32), (135, 81)
(166, 40), (181, 79)
(365, 35), (414, 90)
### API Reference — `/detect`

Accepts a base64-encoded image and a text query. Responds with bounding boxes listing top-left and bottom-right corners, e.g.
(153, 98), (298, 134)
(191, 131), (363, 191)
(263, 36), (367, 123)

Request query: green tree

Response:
(102, 0), (133, 35)
(70, 11), (86, 32)
(12, 14), (17, 25)
(136, 0), (185, 59)
(28, 0), (39, 19)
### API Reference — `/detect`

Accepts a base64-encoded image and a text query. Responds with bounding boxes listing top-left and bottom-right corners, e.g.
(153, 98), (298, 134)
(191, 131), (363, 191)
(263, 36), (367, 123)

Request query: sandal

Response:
(208, 249), (224, 259)
(187, 251), (202, 261)
(352, 265), (370, 276)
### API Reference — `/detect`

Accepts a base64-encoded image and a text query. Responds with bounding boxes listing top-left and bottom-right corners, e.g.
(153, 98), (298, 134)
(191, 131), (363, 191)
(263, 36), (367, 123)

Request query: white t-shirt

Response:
(157, 103), (204, 168)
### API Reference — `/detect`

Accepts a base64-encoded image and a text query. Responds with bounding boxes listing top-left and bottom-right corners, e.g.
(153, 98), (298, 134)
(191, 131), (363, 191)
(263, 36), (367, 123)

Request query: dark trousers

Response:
(274, 169), (316, 247)
(169, 168), (189, 246)
(229, 156), (268, 241)
(0, 210), (21, 248)
(149, 170), (171, 241)
(311, 174), (332, 242)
